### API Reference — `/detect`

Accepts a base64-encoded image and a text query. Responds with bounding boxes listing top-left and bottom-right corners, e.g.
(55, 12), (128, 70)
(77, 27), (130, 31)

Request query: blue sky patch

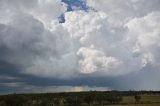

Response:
(59, 0), (88, 23)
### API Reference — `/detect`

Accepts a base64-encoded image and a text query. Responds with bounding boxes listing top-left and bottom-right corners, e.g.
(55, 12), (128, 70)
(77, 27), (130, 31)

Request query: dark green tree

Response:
(95, 93), (106, 106)
(106, 95), (122, 104)
(53, 98), (60, 106)
(40, 98), (48, 106)
(4, 94), (27, 106)
(65, 96), (81, 106)
(84, 92), (95, 106)
(134, 95), (141, 104)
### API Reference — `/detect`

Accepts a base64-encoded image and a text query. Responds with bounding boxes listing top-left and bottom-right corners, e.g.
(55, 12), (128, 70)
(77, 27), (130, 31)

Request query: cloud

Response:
(62, 0), (160, 79)
(108, 65), (160, 91)
(0, 0), (76, 79)
(0, 0), (160, 92)
(0, 0), (66, 23)
(0, 75), (19, 80)
(70, 86), (111, 92)
(0, 13), (78, 78)
(0, 82), (27, 88)
(0, 83), (111, 94)
(63, 10), (144, 76)
(77, 46), (122, 75)
(86, 0), (160, 26)
(126, 11), (160, 67)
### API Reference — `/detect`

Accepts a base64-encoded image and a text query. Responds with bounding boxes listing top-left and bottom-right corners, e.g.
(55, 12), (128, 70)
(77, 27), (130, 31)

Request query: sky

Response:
(0, 0), (160, 94)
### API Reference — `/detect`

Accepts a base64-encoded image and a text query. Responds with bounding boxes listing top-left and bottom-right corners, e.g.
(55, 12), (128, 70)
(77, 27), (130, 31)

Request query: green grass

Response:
(141, 94), (160, 103)
(108, 104), (160, 106)
(81, 94), (160, 106)
(108, 94), (160, 106)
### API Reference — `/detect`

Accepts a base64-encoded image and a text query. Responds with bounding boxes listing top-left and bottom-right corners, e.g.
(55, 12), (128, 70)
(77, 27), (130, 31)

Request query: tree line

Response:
(0, 91), (159, 106)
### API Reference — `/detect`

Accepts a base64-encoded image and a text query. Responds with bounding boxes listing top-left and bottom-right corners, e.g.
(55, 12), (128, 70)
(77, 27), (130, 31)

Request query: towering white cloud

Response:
(126, 12), (160, 67)
(86, 0), (160, 26)
(0, 0), (160, 80)
(62, 0), (160, 77)
(77, 47), (122, 74)
(63, 10), (142, 76)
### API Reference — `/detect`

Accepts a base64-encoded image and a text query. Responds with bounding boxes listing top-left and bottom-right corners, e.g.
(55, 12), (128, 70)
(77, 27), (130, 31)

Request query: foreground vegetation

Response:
(0, 91), (160, 106)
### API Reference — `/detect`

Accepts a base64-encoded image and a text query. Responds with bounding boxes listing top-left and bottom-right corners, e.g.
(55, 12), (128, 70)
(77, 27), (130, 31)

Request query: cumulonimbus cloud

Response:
(0, 0), (160, 79)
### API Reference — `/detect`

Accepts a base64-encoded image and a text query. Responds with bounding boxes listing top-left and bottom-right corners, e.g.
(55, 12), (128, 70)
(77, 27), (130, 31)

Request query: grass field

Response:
(108, 94), (160, 106)
(78, 94), (160, 106)
(108, 104), (160, 106)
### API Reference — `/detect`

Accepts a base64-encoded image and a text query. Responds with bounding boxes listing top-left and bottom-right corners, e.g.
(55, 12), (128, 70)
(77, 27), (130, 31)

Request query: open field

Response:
(108, 94), (160, 106)
(122, 94), (160, 103)
(108, 104), (160, 106)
